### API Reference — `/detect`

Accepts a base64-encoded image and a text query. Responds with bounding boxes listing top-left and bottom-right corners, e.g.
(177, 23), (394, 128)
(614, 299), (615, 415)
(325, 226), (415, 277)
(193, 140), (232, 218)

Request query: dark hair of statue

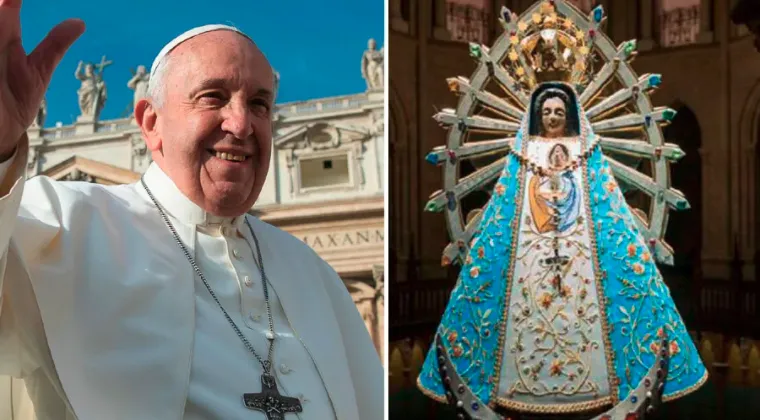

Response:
(528, 83), (581, 137)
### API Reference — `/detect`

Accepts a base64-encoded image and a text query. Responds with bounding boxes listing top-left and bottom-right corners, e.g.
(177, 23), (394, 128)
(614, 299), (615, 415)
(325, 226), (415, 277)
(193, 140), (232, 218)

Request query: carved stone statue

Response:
(127, 65), (150, 110)
(76, 56), (111, 120)
(361, 38), (384, 90)
(346, 279), (382, 357)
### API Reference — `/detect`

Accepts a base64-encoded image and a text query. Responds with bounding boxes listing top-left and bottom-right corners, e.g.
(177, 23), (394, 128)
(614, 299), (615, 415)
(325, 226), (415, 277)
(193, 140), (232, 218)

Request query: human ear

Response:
(135, 99), (162, 152)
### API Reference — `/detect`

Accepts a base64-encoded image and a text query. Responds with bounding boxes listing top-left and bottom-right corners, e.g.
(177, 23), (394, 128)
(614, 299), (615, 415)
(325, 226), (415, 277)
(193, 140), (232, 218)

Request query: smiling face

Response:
(541, 97), (567, 138)
(136, 30), (275, 217)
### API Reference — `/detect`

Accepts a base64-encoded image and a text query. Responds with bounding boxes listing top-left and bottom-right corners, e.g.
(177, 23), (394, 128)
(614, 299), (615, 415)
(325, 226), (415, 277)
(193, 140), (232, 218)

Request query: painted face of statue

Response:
(541, 97), (566, 138)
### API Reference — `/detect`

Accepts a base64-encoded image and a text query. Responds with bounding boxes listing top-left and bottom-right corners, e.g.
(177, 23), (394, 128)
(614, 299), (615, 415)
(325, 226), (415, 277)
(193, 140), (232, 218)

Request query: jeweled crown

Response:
(495, 1), (627, 92)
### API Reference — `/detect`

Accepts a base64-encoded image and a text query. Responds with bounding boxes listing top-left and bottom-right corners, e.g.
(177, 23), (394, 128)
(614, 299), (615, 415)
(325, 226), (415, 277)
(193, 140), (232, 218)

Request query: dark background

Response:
(388, 0), (760, 418)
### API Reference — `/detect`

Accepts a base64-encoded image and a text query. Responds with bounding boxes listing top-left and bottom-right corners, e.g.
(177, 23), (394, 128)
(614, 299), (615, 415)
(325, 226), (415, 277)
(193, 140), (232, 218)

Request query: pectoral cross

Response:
(243, 374), (303, 420)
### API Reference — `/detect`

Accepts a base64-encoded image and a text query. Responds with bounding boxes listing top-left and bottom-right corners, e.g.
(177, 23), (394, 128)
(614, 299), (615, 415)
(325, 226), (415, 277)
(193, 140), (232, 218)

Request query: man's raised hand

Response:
(0, 0), (84, 161)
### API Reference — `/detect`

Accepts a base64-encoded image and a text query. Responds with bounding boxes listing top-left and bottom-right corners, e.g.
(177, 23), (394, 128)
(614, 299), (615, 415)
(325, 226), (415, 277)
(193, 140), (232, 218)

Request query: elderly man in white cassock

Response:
(0, 1), (383, 419)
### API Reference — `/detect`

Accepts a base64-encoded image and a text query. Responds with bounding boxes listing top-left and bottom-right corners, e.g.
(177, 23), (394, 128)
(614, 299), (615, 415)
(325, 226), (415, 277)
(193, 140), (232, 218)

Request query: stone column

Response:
(433, 0), (450, 40)
(372, 264), (385, 362)
(639, 0), (656, 51)
(390, 0), (410, 33)
(697, 0), (715, 43)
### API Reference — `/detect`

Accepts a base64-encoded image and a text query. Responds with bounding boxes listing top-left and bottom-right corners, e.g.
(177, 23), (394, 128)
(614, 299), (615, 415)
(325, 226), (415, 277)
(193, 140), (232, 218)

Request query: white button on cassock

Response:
(232, 249), (241, 259)
(244, 275), (252, 287)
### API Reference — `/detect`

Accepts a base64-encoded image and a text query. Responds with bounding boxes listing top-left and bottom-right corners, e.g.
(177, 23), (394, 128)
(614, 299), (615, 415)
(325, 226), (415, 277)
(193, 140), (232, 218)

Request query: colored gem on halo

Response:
(447, 78), (460, 92)
(589, 28), (596, 38)
(447, 149), (457, 161)
(625, 413), (639, 420)
(649, 74), (662, 87)
(631, 396), (638, 404)
(593, 5), (604, 23)
(624, 39), (637, 56)
(663, 108), (677, 121)
(425, 152), (439, 165)
(644, 115), (652, 126)
(425, 201), (442, 212)
(469, 43), (482, 59)
(446, 191), (457, 211)
(471, 402), (479, 411)
(501, 6), (512, 23)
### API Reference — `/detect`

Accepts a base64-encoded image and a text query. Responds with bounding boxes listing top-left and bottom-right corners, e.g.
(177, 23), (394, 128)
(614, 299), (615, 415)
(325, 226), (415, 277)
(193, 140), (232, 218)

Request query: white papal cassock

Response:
(0, 135), (383, 419)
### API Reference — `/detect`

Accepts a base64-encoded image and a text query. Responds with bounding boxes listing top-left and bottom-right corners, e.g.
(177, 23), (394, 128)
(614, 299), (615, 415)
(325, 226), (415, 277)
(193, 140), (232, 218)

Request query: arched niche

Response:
(663, 101), (703, 271)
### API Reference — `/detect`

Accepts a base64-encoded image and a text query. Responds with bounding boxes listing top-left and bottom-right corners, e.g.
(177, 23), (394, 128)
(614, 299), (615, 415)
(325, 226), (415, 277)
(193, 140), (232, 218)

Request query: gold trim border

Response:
(489, 127), (529, 405)
(661, 369), (709, 402)
(582, 131), (620, 404)
(493, 394), (613, 414)
(416, 376), (448, 403)
(418, 370), (710, 413)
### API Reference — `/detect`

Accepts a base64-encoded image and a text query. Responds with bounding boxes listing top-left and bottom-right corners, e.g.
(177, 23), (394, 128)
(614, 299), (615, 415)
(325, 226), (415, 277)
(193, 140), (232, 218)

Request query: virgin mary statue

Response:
(417, 3), (707, 415)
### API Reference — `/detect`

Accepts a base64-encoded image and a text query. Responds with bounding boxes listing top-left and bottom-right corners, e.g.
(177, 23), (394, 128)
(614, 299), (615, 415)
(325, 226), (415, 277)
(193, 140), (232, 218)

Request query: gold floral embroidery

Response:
(539, 292), (553, 308)
(632, 263), (645, 275)
(604, 181), (615, 193)
(501, 140), (608, 406)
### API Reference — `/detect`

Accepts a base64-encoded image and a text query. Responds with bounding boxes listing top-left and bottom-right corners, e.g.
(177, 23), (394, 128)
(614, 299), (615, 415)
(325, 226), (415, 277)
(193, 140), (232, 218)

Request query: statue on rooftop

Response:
(76, 56), (111, 120)
(361, 38), (384, 90)
(127, 65), (150, 113)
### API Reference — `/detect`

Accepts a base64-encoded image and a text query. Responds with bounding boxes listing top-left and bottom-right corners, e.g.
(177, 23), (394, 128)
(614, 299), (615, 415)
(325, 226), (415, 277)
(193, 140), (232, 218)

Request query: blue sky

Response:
(20, 0), (384, 126)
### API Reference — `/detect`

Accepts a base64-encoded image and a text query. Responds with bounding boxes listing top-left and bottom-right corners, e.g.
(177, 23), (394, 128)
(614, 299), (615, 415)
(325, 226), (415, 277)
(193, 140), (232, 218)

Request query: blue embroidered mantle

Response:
(418, 129), (707, 411)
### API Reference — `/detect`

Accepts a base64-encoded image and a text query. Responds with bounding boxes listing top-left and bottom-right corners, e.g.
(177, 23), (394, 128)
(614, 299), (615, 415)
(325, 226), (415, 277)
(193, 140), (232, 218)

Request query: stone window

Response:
(657, 0), (701, 47)
(298, 153), (352, 191)
(444, 0), (491, 43)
